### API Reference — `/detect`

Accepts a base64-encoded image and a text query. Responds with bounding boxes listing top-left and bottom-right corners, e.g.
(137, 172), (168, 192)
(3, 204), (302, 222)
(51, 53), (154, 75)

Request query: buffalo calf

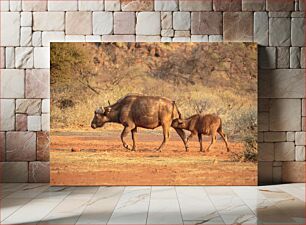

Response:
(172, 114), (230, 152)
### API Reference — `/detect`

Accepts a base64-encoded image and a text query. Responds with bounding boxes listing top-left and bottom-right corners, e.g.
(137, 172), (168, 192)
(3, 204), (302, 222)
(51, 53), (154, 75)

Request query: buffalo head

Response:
(91, 106), (111, 129)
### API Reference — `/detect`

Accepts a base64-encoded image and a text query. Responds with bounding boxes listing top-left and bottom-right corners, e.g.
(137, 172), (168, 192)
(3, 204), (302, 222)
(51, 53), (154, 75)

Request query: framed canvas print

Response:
(50, 42), (257, 185)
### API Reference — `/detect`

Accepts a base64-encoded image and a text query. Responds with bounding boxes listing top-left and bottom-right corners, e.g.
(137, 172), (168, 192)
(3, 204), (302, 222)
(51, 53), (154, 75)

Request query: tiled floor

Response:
(0, 183), (305, 224)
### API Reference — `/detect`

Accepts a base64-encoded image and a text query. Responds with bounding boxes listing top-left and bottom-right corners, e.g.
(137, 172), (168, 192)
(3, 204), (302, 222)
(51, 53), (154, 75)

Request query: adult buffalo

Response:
(91, 94), (188, 152)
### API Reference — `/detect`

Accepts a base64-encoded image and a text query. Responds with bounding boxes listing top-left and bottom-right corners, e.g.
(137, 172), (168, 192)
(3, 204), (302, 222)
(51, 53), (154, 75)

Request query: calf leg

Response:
(174, 128), (188, 151)
(206, 132), (217, 152)
(121, 125), (134, 150)
(198, 133), (203, 152)
(187, 132), (197, 143)
(186, 132), (197, 151)
(131, 127), (137, 151)
(218, 129), (230, 152)
(156, 123), (170, 152)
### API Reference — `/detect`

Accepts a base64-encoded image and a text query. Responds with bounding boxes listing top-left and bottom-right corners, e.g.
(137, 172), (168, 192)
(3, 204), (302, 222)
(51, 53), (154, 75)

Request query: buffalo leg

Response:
(121, 126), (134, 150)
(174, 128), (188, 151)
(198, 133), (203, 152)
(218, 130), (230, 152)
(156, 124), (170, 152)
(131, 127), (137, 151)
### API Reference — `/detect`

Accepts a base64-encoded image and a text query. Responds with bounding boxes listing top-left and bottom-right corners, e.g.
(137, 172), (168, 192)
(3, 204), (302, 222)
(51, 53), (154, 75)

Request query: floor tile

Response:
(39, 188), (96, 224)
(147, 186), (183, 224)
(76, 186), (124, 224)
(272, 196), (305, 224)
(64, 186), (99, 200)
(0, 183), (28, 199)
(183, 216), (225, 225)
(206, 187), (257, 225)
(0, 198), (32, 222)
(2, 198), (64, 224)
(257, 205), (297, 224)
(231, 186), (266, 200)
(150, 186), (178, 199)
(108, 186), (150, 224)
(0, 184), (304, 225)
(35, 187), (73, 200)
(5, 184), (49, 199)
(176, 187), (218, 221)
(277, 184), (305, 202)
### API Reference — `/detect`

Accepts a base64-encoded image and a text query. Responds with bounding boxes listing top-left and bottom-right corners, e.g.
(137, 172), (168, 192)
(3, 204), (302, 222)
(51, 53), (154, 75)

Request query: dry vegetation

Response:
(51, 42), (257, 161)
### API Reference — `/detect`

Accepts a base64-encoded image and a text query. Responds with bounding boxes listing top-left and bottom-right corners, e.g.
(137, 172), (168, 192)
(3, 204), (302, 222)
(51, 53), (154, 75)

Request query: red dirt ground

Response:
(50, 130), (257, 186)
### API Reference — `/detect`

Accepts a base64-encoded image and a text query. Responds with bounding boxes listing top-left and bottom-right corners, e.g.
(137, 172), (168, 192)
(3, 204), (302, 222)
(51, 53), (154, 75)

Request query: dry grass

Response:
(52, 82), (256, 134)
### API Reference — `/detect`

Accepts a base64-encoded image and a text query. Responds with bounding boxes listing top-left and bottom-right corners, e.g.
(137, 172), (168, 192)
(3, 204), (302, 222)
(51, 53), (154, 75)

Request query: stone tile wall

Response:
(0, 0), (305, 184)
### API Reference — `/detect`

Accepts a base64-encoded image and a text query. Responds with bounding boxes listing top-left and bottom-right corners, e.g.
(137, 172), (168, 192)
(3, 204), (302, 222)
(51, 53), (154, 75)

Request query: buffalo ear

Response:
(104, 106), (111, 114)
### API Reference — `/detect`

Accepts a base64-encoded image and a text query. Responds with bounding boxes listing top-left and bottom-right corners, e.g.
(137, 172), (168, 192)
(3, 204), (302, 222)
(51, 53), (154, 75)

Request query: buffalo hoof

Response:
(123, 144), (132, 151)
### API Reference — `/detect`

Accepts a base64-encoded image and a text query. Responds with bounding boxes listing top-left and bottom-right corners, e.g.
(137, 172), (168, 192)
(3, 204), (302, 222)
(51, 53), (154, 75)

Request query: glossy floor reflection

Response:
(1, 183), (305, 224)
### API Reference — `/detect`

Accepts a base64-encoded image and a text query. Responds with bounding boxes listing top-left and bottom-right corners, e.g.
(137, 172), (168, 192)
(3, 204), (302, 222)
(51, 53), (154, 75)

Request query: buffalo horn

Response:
(95, 107), (104, 114)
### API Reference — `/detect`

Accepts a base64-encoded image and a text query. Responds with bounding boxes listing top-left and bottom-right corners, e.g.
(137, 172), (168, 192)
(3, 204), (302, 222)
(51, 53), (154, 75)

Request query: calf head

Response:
(91, 107), (111, 129)
(171, 118), (184, 129)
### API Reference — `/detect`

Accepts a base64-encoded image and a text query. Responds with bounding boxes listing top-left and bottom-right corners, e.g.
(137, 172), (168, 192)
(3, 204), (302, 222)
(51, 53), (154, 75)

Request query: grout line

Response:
(37, 186), (75, 223)
(145, 186), (152, 225)
(0, 198), (33, 222)
(75, 186), (100, 224)
(230, 186), (264, 222)
(174, 186), (184, 224)
(106, 186), (126, 225)
(202, 186), (227, 225)
(0, 183), (32, 222)
(1, 184), (50, 223)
